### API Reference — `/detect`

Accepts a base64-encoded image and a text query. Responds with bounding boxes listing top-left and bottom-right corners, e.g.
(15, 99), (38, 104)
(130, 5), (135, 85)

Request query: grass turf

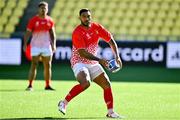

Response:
(0, 80), (180, 120)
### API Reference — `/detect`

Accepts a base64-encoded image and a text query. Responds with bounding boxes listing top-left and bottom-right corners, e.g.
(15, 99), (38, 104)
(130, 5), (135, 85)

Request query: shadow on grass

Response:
(0, 89), (25, 92)
(0, 117), (106, 120)
(0, 89), (56, 92)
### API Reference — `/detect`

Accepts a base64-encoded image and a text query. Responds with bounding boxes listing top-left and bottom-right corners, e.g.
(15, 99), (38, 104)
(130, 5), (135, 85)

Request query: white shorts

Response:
(31, 47), (52, 57)
(72, 63), (107, 81)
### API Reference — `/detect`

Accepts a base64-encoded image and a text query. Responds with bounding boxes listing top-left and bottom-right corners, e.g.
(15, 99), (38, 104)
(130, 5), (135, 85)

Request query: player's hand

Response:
(52, 45), (56, 53)
(99, 58), (109, 68)
(23, 44), (27, 52)
(115, 57), (122, 69)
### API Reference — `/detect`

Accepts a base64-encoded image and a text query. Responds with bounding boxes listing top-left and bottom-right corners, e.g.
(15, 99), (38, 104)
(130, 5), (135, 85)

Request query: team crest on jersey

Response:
(41, 22), (46, 24)
(35, 21), (39, 27)
(86, 33), (91, 39)
(47, 22), (51, 27)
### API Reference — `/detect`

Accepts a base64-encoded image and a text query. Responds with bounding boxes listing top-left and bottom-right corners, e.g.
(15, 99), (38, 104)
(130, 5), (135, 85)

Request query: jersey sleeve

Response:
(97, 23), (112, 43)
(49, 17), (55, 28)
(72, 31), (86, 49)
(27, 17), (35, 31)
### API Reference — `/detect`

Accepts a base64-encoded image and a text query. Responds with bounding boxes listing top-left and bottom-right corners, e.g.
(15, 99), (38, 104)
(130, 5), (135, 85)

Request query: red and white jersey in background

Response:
(71, 22), (112, 67)
(27, 15), (54, 48)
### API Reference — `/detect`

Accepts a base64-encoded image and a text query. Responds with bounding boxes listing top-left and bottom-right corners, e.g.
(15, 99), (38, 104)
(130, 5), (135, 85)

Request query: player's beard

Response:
(81, 20), (91, 27)
(42, 11), (47, 16)
(39, 9), (48, 17)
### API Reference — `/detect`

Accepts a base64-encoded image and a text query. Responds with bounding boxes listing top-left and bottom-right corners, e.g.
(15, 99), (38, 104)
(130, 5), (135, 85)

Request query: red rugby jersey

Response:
(27, 15), (54, 48)
(71, 22), (112, 67)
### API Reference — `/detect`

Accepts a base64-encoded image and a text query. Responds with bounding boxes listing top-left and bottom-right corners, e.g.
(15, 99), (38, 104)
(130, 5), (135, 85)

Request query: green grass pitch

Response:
(0, 80), (180, 120)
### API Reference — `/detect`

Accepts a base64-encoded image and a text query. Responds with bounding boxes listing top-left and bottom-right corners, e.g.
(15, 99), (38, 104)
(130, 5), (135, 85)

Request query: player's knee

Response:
(77, 69), (91, 89)
(103, 80), (111, 89)
(104, 74), (111, 88)
(80, 81), (90, 89)
(105, 84), (111, 89)
(44, 62), (51, 68)
(106, 81), (111, 87)
(32, 61), (39, 67)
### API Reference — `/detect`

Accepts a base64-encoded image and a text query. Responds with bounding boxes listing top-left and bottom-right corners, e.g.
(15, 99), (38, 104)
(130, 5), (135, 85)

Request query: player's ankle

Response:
(108, 108), (114, 114)
(63, 99), (68, 105)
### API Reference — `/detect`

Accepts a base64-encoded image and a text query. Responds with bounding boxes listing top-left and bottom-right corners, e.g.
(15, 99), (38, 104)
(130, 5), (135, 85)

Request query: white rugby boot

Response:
(58, 100), (66, 115)
(106, 111), (125, 119)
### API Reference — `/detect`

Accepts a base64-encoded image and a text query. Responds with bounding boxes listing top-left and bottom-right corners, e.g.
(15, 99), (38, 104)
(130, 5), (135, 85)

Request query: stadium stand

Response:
(50, 0), (180, 41)
(0, 0), (179, 41)
(0, 0), (29, 38)
(13, 0), (56, 37)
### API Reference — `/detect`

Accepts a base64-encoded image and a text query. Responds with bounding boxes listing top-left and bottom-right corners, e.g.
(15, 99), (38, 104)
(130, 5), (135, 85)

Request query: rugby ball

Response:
(108, 59), (121, 73)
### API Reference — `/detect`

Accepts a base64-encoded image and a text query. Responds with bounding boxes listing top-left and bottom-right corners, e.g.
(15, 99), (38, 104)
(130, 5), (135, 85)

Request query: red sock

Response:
(65, 84), (84, 102)
(104, 87), (113, 109)
(29, 80), (33, 87)
(45, 80), (50, 87)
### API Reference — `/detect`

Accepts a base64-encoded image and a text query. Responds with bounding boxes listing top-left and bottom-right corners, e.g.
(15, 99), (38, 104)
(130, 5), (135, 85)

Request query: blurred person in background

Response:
(58, 8), (123, 118)
(23, 1), (56, 91)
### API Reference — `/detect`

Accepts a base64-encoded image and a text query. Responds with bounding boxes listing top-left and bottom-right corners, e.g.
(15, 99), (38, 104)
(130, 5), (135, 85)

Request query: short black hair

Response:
(79, 8), (90, 16)
(38, 1), (48, 7)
